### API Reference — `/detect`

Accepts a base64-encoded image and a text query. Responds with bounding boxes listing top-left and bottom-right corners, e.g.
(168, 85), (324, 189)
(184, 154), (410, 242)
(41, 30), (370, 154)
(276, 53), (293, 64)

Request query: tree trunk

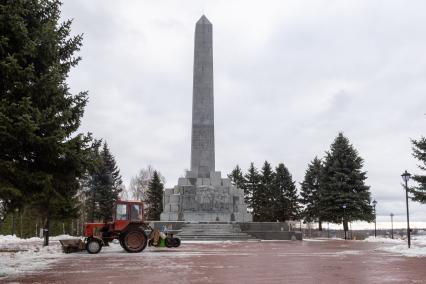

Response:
(343, 220), (348, 240)
(318, 220), (323, 231)
(43, 217), (50, 246)
(11, 212), (15, 236)
(20, 212), (23, 238)
(90, 189), (96, 223)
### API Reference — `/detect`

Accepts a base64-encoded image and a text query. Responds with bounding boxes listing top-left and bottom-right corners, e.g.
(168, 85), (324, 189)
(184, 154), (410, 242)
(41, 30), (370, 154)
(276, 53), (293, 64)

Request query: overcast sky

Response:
(61, 0), (426, 224)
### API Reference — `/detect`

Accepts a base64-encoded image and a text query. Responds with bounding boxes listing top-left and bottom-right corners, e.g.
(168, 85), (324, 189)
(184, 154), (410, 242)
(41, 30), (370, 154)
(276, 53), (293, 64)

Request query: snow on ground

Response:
(181, 240), (241, 244)
(364, 235), (426, 257)
(303, 238), (329, 242)
(0, 234), (75, 244)
(0, 235), (75, 278)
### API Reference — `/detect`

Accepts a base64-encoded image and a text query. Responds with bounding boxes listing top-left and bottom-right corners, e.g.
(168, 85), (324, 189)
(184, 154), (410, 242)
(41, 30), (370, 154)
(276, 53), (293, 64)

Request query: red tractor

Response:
(84, 200), (148, 254)
(61, 200), (180, 254)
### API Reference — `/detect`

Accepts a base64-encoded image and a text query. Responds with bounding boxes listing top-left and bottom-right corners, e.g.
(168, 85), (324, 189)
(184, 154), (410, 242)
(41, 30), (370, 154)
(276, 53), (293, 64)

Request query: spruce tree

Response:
(85, 142), (123, 222)
(81, 139), (101, 222)
(244, 163), (260, 218)
(97, 143), (123, 221)
(258, 161), (275, 221)
(321, 133), (374, 232)
(228, 165), (246, 192)
(274, 163), (300, 221)
(410, 137), (426, 203)
(0, 0), (91, 245)
(300, 157), (323, 229)
(145, 171), (164, 220)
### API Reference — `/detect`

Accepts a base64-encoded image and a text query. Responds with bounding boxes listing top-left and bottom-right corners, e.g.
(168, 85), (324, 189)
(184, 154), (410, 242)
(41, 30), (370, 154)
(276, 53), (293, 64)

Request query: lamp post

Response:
(372, 199), (377, 237)
(390, 213), (394, 239)
(327, 222), (330, 238)
(343, 204), (347, 240)
(401, 170), (411, 248)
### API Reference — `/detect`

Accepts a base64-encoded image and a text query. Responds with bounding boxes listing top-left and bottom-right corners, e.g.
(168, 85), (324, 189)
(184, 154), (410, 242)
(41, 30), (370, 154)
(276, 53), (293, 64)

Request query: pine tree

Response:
(0, 0), (91, 245)
(244, 163), (260, 217)
(274, 163), (300, 221)
(300, 157), (323, 229)
(410, 137), (426, 203)
(258, 161), (275, 221)
(145, 171), (164, 220)
(321, 133), (374, 232)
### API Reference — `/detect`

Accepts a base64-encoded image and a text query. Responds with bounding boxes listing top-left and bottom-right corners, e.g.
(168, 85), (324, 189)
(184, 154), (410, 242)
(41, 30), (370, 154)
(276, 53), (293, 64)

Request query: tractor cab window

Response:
(116, 204), (127, 220)
(131, 204), (143, 221)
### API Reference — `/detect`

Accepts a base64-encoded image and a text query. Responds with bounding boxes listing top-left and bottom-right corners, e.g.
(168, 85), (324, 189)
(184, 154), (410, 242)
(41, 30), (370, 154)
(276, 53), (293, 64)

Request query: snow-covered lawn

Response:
(0, 235), (75, 278)
(364, 234), (426, 257)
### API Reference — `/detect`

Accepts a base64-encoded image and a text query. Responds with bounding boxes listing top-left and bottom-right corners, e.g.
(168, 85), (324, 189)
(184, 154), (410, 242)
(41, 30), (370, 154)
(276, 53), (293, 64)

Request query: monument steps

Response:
(178, 223), (256, 240)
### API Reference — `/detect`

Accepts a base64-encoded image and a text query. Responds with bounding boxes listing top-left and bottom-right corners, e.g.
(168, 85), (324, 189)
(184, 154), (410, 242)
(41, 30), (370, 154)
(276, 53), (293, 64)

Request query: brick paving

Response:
(4, 239), (426, 284)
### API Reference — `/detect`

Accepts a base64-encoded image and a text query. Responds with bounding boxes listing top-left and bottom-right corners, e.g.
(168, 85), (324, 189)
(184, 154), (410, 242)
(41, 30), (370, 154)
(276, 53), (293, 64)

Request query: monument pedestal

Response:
(160, 171), (252, 222)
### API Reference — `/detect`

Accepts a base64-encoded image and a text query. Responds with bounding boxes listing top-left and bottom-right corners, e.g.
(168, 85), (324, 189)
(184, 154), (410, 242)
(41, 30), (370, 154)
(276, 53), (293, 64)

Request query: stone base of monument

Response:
(149, 221), (303, 241)
(238, 222), (303, 240)
(161, 212), (253, 223)
(177, 223), (255, 240)
(160, 171), (252, 222)
(159, 171), (301, 241)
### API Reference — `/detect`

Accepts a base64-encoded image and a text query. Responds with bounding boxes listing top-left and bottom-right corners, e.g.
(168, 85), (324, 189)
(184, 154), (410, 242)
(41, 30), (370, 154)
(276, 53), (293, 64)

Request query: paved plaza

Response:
(4, 239), (426, 284)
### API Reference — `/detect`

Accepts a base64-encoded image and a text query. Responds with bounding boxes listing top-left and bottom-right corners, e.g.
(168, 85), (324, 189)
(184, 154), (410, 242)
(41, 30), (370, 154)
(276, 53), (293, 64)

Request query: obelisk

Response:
(190, 15), (215, 178)
(160, 15), (252, 222)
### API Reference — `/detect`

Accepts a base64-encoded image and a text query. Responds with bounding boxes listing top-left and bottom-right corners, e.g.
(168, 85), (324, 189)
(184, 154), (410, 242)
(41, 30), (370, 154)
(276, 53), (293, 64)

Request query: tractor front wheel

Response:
(119, 236), (125, 249)
(86, 238), (102, 254)
(122, 229), (147, 253)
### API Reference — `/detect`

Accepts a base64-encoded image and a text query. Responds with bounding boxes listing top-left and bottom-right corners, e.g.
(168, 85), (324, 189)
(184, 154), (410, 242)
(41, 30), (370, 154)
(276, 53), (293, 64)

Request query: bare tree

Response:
(129, 165), (165, 201)
(119, 184), (130, 200)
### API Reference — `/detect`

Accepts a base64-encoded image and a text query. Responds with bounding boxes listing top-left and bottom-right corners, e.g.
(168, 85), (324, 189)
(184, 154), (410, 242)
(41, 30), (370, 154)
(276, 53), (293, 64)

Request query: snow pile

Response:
(364, 235), (426, 257)
(0, 234), (76, 244)
(0, 235), (40, 243)
(0, 235), (74, 278)
(363, 236), (402, 244)
(50, 234), (77, 241)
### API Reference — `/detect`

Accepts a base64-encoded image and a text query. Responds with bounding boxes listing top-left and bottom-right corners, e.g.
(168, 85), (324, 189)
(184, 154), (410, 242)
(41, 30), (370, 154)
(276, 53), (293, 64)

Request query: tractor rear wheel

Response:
(122, 229), (147, 253)
(86, 238), (102, 254)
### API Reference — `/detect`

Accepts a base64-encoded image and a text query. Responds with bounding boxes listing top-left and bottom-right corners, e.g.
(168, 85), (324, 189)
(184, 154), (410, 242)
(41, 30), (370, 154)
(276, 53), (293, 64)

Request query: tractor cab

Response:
(83, 200), (150, 254)
(113, 200), (144, 231)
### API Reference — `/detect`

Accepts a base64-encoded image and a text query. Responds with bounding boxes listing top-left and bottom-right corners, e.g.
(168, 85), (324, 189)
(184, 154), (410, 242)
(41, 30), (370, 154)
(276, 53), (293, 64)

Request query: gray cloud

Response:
(61, 0), (426, 223)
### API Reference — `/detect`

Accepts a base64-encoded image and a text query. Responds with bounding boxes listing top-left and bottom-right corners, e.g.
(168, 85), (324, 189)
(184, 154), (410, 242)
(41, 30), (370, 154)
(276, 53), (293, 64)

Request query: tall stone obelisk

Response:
(191, 15), (215, 178)
(161, 16), (252, 222)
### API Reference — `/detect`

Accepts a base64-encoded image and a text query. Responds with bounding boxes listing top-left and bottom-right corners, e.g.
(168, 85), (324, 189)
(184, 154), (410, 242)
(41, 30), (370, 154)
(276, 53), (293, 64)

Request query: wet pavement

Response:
(3, 239), (426, 284)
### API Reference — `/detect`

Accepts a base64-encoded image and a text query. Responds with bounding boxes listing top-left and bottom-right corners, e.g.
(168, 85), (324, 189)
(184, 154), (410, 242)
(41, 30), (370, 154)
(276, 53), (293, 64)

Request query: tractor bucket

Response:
(59, 239), (86, 253)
